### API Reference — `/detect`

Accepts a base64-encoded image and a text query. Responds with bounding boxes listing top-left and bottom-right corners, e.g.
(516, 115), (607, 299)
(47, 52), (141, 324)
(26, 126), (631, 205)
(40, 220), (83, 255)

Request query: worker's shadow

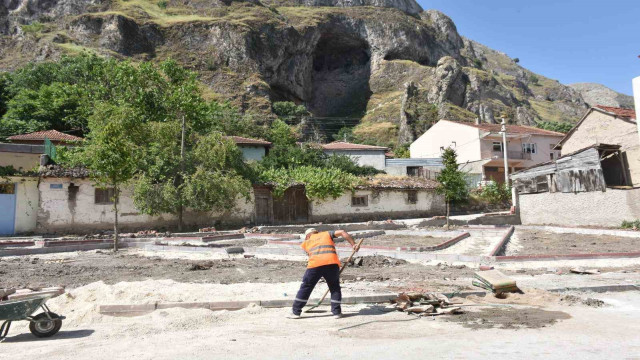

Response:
(2, 329), (95, 343)
(302, 305), (394, 319)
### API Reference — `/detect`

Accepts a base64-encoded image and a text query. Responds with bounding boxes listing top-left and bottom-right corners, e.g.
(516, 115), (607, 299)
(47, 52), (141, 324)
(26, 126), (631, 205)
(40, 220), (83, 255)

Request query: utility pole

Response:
(500, 118), (509, 185)
(633, 76), (640, 144)
(178, 113), (186, 231)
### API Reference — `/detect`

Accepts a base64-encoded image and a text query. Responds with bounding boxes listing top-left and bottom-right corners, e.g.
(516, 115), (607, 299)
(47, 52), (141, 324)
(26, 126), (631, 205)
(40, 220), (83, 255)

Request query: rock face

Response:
(0, 0), (595, 145)
(570, 83), (635, 109)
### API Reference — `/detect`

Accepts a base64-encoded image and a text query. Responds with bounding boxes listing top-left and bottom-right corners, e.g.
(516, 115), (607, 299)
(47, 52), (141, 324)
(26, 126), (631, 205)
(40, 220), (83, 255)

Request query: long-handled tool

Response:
(305, 238), (365, 313)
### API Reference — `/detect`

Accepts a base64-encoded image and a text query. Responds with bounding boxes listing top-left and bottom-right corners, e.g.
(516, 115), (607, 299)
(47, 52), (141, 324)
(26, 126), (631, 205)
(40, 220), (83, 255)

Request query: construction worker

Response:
(288, 228), (359, 319)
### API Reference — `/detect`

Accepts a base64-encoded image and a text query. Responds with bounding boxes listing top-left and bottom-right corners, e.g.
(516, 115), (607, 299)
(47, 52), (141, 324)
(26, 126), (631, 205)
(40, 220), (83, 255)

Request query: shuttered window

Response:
(351, 195), (368, 207)
(95, 188), (116, 205)
(407, 190), (418, 204)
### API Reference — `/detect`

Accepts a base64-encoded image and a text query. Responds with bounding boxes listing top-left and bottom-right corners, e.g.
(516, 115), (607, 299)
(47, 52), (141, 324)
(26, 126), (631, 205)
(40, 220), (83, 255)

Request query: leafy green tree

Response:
(393, 145), (410, 159)
(333, 127), (355, 142)
(61, 103), (146, 251)
(272, 101), (308, 119)
(436, 147), (469, 229)
(478, 182), (511, 204)
(133, 131), (252, 230)
(529, 74), (540, 85)
(325, 155), (382, 176)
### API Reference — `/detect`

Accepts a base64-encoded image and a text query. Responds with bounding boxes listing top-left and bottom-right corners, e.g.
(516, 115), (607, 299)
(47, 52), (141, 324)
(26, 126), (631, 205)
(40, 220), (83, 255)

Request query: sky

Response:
(417, 0), (640, 95)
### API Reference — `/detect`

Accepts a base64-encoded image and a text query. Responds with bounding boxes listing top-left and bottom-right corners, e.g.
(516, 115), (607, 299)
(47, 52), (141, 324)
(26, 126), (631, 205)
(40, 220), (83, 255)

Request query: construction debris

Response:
(391, 292), (463, 317)
(570, 268), (600, 275)
(473, 269), (521, 293)
(199, 227), (217, 233)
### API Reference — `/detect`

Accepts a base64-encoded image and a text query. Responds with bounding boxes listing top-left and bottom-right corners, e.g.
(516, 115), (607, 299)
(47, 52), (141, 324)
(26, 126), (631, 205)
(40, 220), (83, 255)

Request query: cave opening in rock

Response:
(308, 32), (372, 119)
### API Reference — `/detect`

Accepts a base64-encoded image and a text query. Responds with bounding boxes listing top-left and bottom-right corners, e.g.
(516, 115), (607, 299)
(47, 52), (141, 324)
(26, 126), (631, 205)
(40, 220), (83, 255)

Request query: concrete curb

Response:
(268, 231), (471, 252)
(489, 226), (515, 256)
(547, 284), (640, 293)
(98, 291), (492, 315)
(495, 252), (640, 262)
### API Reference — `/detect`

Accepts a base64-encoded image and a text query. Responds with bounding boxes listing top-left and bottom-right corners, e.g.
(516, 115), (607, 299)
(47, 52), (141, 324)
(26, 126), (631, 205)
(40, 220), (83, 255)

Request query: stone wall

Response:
(37, 178), (254, 233)
(518, 188), (640, 227)
(311, 188), (445, 223)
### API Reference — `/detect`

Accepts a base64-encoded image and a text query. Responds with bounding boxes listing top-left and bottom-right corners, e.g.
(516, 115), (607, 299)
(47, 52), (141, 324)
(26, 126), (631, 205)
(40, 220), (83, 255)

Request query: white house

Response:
(224, 136), (271, 162)
(321, 141), (388, 170)
(410, 119), (565, 185)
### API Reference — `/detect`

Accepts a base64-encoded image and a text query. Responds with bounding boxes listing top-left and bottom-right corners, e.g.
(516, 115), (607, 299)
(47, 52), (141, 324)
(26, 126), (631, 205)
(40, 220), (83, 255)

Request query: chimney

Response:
(633, 76), (640, 144)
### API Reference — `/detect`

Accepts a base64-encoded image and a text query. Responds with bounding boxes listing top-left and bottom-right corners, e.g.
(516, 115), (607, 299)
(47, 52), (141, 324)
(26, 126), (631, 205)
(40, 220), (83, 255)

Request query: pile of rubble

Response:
(391, 292), (463, 316)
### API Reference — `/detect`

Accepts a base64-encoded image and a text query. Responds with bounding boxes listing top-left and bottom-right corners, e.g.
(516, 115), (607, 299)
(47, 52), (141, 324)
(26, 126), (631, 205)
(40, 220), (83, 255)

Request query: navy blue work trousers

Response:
(292, 264), (342, 315)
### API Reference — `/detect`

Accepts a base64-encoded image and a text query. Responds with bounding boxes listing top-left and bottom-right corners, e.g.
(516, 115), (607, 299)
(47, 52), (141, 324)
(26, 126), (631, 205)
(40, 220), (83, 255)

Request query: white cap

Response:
(304, 228), (318, 238)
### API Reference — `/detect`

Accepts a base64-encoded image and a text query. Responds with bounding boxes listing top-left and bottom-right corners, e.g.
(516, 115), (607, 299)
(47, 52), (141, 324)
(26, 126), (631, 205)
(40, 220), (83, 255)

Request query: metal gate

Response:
(0, 183), (16, 235)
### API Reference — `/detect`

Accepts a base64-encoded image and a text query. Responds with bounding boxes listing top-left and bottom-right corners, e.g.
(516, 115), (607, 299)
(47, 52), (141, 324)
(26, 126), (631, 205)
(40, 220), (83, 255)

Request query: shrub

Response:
(513, 58), (520, 63)
(21, 22), (44, 33)
(478, 182), (511, 204)
(473, 59), (483, 69)
(621, 220), (640, 230)
(157, 1), (168, 9)
(529, 74), (540, 85)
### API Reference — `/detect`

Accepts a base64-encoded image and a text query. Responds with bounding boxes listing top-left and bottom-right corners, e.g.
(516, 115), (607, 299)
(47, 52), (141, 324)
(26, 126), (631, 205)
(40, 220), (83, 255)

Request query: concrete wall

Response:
(0, 152), (41, 171)
(239, 146), (266, 162)
(518, 188), (640, 227)
(323, 150), (386, 170)
(561, 110), (640, 186)
(6, 176), (39, 234)
(310, 189), (445, 223)
(37, 178), (255, 233)
(410, 120), (481, 163)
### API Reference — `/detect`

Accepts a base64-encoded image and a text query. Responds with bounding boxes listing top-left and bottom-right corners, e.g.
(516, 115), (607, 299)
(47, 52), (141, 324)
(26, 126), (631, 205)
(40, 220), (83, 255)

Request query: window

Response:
(522, 143), (537, 154)
(351, 195), (368, 207)
(492, 142), (503, 152)
(407, 166), (419, 177)
(95, 188), (116, 205)
(407, 190), (418, 204)
(550, 153), (554, 160)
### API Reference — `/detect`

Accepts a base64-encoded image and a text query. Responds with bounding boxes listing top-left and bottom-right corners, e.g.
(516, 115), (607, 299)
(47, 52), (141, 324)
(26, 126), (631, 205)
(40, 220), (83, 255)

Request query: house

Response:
(512, 144), (640, 227)
(35, 165), (254, 233)
(321, 141), (388, 170)
(410, 119), (565, 185)
(7, 129), (83, 145)
(224, 136), (271, 162)
(2, 130), (83, 171)
(28, 165), (445, 233)
(554, 105), (639, 186)
(0, 143), (44, 171)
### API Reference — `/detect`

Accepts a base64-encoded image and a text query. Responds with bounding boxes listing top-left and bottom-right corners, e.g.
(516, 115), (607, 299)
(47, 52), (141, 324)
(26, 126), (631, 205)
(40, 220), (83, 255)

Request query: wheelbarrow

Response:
(0, 287), (65, 340)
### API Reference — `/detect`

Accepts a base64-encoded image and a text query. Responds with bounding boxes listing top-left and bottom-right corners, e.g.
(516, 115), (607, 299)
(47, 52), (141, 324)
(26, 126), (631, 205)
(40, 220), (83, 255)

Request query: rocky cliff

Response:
(0, 0), (592, 146)
(569, 83), (634, 109)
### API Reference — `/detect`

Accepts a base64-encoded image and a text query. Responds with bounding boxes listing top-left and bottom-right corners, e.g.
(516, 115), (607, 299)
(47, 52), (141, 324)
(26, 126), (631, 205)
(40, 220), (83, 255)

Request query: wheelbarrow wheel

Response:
(29, 312), (62, 338)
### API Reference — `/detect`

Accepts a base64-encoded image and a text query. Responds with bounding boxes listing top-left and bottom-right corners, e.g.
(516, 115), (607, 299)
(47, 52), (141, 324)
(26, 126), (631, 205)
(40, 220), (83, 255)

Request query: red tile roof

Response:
(322, 141), (388, 151)
(594, 105), (636, 120)
(7, 130), (83, 142)
(444, 120), (565, 137)
(224, 136), (271, 146)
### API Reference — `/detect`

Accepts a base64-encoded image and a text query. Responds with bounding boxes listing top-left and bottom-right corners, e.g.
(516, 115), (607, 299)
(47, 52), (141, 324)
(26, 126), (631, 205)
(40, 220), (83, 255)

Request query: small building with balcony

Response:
(409, 119), (565, 186)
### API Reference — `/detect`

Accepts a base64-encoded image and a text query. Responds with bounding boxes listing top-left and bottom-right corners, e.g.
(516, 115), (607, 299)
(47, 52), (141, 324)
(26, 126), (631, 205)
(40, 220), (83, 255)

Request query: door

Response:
(0, 183), (16, 235)
(254, 187), (273, 225)
(273, 186), (309, 224)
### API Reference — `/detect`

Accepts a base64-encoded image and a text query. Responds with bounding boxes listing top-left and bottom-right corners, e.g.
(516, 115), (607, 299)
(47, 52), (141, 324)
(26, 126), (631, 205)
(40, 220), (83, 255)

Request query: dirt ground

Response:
(444, 307), (572, 329)
(0, 251), (478, 290)
(360, 234), (449, 248)
(507, 230), (640, 255)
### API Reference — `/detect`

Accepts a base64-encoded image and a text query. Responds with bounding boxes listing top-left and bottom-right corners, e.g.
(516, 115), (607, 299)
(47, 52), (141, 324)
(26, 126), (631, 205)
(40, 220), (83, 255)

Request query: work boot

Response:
(333, 313), (343, 319)
(286, 312), (301, 319)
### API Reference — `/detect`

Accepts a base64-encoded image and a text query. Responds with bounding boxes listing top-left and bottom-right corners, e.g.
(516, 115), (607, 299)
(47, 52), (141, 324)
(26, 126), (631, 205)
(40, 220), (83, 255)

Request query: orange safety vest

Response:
(301, 232), (340, 269)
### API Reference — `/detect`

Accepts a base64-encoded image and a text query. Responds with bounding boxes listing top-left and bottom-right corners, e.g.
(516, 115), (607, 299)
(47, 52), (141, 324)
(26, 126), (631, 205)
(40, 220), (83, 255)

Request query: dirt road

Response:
(2, 291), (638, 359)
(508, 229), (640, 255)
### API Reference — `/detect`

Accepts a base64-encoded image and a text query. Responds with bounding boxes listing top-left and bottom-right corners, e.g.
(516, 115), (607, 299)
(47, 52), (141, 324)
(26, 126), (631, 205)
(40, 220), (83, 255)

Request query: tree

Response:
(133, 132), (252, 229)
(529, 74), (540, 85)
(436, 147), (469, 230)
(272, 101), (308, 119)
(513, 58), (520, 63)
(61, 104), (145, 251)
